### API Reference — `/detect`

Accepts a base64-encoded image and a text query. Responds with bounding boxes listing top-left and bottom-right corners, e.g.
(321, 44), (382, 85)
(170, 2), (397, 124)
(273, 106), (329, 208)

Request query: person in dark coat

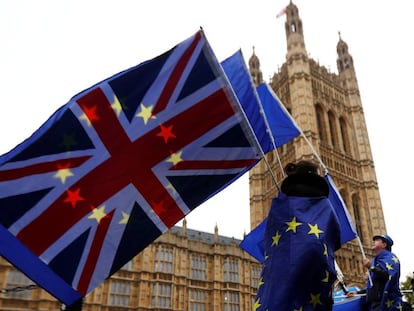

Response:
(347, 234), (403, 311)
(253, 160), (341, 311)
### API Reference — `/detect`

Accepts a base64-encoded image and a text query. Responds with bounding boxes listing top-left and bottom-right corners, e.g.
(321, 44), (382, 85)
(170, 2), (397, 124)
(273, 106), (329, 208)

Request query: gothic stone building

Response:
(249, 1), (385, 288)
(0, 1), (386, 310)
(0, 221), (261, 310)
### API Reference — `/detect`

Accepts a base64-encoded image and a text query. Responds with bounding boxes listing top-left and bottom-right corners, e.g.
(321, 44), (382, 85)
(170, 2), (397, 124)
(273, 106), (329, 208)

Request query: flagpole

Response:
(216, 47), (280, 191)
(255, 84), (288, 184)
(260, 84), (289, 179)
(335, 260), (349, 293)
(270, 148), (286, 179)
(245, 86), (281, 191)
(246, 80), (282, 191)
(356, 236), (373, 286)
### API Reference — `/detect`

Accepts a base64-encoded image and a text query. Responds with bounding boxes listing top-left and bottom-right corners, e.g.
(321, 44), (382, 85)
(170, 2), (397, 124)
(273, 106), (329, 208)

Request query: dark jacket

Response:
(359, 250), (403, 311)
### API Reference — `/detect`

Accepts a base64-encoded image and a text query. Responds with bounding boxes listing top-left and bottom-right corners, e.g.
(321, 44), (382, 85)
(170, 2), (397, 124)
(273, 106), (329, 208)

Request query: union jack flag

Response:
(0, 30), (260, 305)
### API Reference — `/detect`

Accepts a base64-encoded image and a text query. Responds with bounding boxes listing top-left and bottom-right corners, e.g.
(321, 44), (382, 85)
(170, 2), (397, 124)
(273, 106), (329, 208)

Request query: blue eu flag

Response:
(254, 193), (340, 311)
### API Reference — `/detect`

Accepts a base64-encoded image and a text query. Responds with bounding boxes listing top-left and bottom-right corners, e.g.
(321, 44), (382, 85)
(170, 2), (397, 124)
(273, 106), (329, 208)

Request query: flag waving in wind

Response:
(221, 53), (300, 154)
(240, 173), (358, 263)
(325, 174), (357, 244)
(276, 7), (287, 18)
(256, 83), (300, 150)
(0, 30), (261, 305)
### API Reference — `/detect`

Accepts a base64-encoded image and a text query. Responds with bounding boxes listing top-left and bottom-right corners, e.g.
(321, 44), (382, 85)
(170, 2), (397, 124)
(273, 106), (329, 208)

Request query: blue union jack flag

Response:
(0, 31), (260, 305)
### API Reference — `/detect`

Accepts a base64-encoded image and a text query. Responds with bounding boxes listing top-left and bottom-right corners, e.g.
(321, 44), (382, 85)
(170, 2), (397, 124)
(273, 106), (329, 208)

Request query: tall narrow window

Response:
(5, 270), (32, 299)
(189, 289), (206, 311)
(343, 58), (349, 68)
(251, 265), (261, 288)
(223, 291), (240, 311)
(224, 258), (239, 283)
(339, 117), (350, 153)
(155, 245), (173, 273)
(352, 194), (364, 242)
(315, 105), (327, 142)
(151, 283), (172, 308)
(109, 280), (130, 306)
(190, 255), (206, 280)
(328, 111), (338, 147)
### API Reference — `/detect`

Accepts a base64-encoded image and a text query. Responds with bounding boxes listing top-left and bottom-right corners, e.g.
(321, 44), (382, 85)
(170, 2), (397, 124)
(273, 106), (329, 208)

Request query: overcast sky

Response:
(1, 0), (412, 281)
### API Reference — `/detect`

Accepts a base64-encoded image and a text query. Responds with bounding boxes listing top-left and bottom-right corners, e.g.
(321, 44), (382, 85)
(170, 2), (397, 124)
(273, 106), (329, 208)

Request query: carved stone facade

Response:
(0, 221), (261, 310)
(249, 1), (385, 287)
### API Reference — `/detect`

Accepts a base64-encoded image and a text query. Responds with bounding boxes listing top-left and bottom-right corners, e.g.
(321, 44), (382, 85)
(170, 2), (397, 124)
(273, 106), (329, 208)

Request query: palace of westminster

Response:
(0, 2), (387, 310)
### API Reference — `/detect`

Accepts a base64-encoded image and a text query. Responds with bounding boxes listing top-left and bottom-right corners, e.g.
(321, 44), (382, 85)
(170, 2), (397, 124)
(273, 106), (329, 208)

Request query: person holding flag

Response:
(346, 234), (403, 311)
(253, 160), (341, 311)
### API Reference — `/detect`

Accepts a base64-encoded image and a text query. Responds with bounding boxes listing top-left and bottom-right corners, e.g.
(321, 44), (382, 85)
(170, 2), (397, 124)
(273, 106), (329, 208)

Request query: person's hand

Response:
(363, 258), (371, 269)
(346, 291), (356, 298)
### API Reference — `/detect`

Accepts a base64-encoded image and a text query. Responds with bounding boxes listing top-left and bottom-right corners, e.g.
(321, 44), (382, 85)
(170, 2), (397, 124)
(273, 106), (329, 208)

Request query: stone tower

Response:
(248, 1), (386, 286)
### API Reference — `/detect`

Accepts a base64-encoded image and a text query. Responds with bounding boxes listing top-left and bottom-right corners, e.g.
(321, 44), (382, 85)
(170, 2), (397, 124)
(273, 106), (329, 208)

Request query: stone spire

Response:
(248, 46), (263, 85)
(336, 32), (359, 93)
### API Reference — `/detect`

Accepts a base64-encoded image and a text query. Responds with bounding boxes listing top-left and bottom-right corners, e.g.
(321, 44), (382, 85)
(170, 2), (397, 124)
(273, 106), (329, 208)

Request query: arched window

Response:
(315, 105), (327, 143)
(339, 117), (350, 153)
(328, 111), (338, 147)
(343, 58), (349, 68)
(351, 194), (364, 243)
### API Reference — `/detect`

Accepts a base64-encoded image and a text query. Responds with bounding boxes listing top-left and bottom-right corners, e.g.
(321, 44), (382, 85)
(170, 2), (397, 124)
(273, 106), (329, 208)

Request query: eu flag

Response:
(256, 82), (300, 150)
(221, 53), (300, 154)
(367, 250), (402, 310)
(241, 174), (356, 263)
(0, 30), (261, 305)
(254, 193), (340, 311)
(325, 174), (357, 244)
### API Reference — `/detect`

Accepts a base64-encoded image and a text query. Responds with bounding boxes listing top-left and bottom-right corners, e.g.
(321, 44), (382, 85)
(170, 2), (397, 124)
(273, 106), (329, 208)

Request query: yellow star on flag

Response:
(257, 277), (264, 289)
(111, 96), (123, 117)
(323, 243), (328, 256)
(386, 299), (393, 308)
(119, 212), (130, 224)
(386, 262), (393, 270)
(89, 205), (107, 223)
(310, 293), (322, 308)
(167, 151), (183, 166)
(272, 231), (282, 246)
(286, 216), (302, 233)
(392, 256), (399, 264)
(322, 270), (329, 282)
(54, 168), (74, 184)
(253, 298), (261, 311)
(294, 307), (303, 311)
(136, 103), (156, 124)
(308, 223), (324, 238)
